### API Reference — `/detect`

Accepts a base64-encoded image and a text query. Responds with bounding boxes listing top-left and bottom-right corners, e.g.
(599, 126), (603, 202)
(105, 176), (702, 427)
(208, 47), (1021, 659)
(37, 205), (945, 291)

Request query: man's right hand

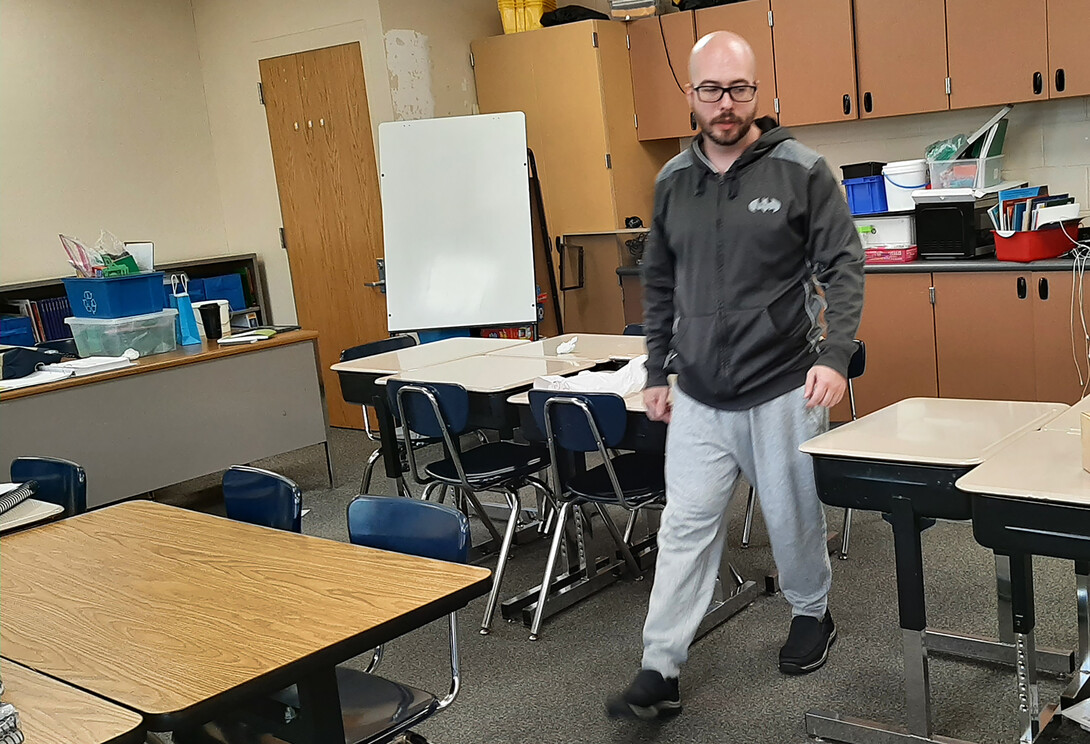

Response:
(644, 386), (672, 423)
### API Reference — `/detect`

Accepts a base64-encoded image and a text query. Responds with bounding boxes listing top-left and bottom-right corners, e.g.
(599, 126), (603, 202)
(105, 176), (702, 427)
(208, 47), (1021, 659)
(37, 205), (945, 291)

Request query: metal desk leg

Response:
(926, 554), (1074, 675)
(1009, 554), (1040, 744)
(695, 565), (761, 641)
(1062, 560), (1090, 706)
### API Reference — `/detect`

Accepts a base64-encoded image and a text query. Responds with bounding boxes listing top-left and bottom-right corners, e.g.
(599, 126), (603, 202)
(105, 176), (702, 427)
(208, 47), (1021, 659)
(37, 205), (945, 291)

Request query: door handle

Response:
(366, 258), (386, 294)
(842, 94), (852, 116)
(1017, 276), (1028, 299)
(1056, 68), (1066, 93)
(862, 92), (873, 113)
(1033, 71), (1044, 95)
(364, 280), (385, 288)
(1039, 277), (1049, 300)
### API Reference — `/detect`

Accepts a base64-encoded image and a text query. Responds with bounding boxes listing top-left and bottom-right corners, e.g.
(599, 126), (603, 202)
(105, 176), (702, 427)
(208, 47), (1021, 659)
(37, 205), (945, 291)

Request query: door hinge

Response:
(279, 227), (287, 251)
(592, 31), (599, 48)
(469, 51), (475, 68)
(605, 153), (613, 169)
(945, 77), (952, 95)
(626, 34), (630, 50)
(634, 113), (638, 129)
(258, 82), (265, 105)
(768, 10), (773, 27)
(774, 97), (781, 114)
(929, 286), (936, 304)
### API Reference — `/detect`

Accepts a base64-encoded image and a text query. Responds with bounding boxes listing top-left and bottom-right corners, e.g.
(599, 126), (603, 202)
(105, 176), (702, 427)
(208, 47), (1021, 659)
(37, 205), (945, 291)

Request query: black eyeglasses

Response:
(693, 84), (758, 104)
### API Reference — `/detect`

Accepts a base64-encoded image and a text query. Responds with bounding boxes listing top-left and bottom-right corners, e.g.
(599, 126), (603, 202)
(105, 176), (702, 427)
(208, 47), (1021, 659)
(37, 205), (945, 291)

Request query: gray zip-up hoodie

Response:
(642, 118), (864, 410)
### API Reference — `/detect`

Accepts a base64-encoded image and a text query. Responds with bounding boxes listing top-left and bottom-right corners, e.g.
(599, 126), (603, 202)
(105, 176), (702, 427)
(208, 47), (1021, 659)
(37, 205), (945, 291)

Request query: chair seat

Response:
(272, 666), (436, 744)
(568, 452), (665, 505)
(425, 442), (548, 486)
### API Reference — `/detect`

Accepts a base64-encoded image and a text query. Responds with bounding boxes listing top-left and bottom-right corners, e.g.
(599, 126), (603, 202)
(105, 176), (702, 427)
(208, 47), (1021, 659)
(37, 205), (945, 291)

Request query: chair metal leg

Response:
(622, 509), (639, 545)
(530, 501), (571, 641)
(740, 486), (756, 548)
(480, 488), (521, 635)
(360, 448), (383, 495)
(593, 502), (642, 578)
(422, 482), (443, 501)
(838, 508), (854, 560)
(463, 489), (505, 546)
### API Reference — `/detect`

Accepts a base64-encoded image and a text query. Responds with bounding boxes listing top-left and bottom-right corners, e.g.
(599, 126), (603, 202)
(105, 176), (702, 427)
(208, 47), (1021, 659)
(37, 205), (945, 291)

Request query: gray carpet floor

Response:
(155, 427), (1083, 744)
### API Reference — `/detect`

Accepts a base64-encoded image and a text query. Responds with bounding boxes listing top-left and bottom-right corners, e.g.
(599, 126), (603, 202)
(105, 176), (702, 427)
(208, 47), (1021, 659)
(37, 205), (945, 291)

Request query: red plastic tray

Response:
(994, 222), (1080, 263)
(864, 246), (918, 264)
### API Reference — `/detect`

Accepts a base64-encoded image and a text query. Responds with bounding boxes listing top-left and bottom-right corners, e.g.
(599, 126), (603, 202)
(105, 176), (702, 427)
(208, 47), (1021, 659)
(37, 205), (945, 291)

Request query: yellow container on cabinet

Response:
(498, 0), (556, 33)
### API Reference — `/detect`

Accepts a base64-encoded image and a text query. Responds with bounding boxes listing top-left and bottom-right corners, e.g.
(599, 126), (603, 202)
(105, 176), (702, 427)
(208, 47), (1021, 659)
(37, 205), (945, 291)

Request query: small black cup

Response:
(198, 303), (223, 340)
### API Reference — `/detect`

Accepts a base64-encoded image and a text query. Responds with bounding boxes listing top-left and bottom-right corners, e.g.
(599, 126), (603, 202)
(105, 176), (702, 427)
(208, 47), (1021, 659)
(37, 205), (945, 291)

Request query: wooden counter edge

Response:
(0, 330), (319, 402)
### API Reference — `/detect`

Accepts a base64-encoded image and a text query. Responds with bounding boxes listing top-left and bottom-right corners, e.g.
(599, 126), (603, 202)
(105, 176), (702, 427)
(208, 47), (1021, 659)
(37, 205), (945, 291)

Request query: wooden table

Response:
(1, 658), (144, 744)
(1, 501), (491, 738)
(485, 333), (646, 363)
(0, 331), (331, 507)
(1041, 394), (1090, 434)
(800, 398), (1068, 744)
(330, 336), (529, 377)
(0, 498), (63, 533)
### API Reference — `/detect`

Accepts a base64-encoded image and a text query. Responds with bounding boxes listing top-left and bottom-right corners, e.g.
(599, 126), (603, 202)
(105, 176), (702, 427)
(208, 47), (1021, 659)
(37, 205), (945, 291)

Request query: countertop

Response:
(617, 257), (1079, 277)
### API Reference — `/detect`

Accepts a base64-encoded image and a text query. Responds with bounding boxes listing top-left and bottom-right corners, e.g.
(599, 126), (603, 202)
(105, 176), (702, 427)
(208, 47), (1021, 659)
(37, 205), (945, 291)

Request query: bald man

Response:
(607, 31), (863, 719)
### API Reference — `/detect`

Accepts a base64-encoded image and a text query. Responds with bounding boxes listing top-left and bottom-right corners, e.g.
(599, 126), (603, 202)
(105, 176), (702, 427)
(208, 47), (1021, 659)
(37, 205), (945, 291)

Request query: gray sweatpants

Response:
(641, 384), (832, 678)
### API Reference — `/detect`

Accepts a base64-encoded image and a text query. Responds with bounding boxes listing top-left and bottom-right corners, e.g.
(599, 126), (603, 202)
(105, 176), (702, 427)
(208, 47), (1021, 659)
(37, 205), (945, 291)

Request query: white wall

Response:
(0, 0), (228, 284)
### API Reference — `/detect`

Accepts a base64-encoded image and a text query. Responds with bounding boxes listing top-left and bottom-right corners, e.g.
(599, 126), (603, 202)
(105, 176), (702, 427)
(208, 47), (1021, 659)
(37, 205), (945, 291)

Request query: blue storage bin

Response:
(0, 315), (37, 346)
(843, 176), (888, 215)
(418, 328), (472, 344)
(63, 272), (166, 319)
(202, 274), (246, 312)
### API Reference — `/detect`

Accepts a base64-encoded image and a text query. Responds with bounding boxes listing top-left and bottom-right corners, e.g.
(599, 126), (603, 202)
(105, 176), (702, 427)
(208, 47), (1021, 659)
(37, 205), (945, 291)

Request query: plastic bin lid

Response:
(883, 159), (928, 172)
(64, 308), (178, 326)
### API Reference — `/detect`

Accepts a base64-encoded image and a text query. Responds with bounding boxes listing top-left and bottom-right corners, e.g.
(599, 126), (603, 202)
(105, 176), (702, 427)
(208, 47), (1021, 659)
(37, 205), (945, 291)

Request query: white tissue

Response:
(555, 336), (578, 355)
(122, 348), (140, 361)
(533, 355), (647, 396)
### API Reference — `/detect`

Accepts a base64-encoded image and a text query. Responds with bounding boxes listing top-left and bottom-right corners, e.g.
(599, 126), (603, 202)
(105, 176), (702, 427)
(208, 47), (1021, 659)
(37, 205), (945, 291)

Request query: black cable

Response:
(659, 15), (686, 94)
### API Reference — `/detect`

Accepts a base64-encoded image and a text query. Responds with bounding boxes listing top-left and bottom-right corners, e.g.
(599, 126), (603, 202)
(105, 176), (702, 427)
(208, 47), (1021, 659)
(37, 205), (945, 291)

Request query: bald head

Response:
(689, 31), (757, 87)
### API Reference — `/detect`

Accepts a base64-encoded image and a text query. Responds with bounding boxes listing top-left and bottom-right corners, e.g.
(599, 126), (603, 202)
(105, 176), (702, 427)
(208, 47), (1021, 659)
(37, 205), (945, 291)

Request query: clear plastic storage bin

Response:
(927, 156), (1004, 190)
(65, 309), (178, 358)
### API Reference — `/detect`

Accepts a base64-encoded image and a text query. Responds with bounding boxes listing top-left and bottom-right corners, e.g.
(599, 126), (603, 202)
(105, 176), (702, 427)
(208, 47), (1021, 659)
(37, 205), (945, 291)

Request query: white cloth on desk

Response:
(533, 355), (647, 396)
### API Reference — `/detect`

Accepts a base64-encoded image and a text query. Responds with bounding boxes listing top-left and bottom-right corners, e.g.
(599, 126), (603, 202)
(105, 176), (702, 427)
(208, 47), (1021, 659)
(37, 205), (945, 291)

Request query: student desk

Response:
(0, 501), (491, 740)
(485, 333), (647, 363)
(0, 331), (330, 508)
(800, 398), (1067, 744)
(0, 498), (63, 533)
(1, 658), (145, 744)
(958, 429), (1090, 742)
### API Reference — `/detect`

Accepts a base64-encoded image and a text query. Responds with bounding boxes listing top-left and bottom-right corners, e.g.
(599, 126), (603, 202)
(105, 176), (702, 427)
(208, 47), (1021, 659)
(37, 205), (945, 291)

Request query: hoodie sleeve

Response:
(641, 179), (675, 389)
(806, 161), (865, 378)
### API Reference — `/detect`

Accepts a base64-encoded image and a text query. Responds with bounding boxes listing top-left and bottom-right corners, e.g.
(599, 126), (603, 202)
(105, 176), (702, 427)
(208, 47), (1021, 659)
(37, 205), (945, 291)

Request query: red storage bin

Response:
(994, 222), (1081, 263)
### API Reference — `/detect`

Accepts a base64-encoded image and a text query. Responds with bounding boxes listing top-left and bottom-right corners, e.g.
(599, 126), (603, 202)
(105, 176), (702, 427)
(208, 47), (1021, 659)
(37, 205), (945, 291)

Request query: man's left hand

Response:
(804, 365), (847, 409)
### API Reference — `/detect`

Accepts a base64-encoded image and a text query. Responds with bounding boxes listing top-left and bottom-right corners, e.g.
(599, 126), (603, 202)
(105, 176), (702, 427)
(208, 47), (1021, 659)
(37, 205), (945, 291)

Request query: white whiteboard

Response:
(379, 113), (537, 332)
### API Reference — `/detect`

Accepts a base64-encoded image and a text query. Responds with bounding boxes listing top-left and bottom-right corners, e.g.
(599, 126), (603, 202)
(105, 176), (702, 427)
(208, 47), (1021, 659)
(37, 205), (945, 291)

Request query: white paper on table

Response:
(533, 355), (647, 396)
(555, 336), (578, 355)
(0, 368), (73, 391)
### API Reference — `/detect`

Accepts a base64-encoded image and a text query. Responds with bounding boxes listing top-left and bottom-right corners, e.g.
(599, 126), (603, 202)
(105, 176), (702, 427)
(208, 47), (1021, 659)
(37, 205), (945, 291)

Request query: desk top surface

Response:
(330, 337), (528, 375)
(507, 388), (649, 412)
(382, 355), (596, 393)
(800, 397), (1066, 465)
(956, 429), (1090, 505)
(0, 330), (319, 402)
(0, 498), (63, 533)
(1, 658), (144, 744)
(486, 334), (646, 362)
(1, 501), (490, 723)
(1041, 395), (1090, 434)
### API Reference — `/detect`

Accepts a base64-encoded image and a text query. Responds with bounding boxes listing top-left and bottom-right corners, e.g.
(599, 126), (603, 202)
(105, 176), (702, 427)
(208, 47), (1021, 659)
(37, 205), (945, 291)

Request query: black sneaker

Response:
(605, 669), (681, 720)
(779, 610), (837, 675)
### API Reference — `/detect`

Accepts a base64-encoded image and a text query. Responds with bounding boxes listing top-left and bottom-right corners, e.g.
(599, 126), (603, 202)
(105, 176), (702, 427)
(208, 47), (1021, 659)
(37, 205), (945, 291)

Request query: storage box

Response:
(65, 308), (178, 358)
(994, 222), (1080, 263)
(841, 162), (886, 180)
(202, 274), (246, 312)
(0, 315), (37, 347)
(843, 176), (888, 215)
(854, 213), (916, 249)
(865, 246), (918, 264)
(498, 0), (556, 33)
(63, 272), (166, 319)
(928, 155), (1004, 190)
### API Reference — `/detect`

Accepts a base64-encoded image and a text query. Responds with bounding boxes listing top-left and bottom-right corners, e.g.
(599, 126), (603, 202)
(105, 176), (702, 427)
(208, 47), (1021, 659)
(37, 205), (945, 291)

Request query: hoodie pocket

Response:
(724, 305), (808, 393)
(672, 314), (716, 370)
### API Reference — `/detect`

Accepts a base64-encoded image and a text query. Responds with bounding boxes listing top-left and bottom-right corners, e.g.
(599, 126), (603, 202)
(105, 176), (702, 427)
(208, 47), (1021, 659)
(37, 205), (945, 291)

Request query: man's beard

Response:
(697, 111), (755, 147)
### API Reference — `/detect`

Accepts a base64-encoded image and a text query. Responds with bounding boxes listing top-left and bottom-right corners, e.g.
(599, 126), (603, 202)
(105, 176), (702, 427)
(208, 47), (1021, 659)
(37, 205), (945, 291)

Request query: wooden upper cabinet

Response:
(1047, 0), (1090, 99)
(946, 0), (1049, 109)
(769, 0), (858, 126)
(853, 0), (949, 118)
(694, 1), (778, 121)
(629, 12), (697, 141)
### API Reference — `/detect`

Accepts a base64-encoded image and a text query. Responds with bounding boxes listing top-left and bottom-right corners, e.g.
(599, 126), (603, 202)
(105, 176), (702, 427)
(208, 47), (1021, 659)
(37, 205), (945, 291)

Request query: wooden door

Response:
(1033, 271), (1090, 404)
(260, 44), (387, 429)
(933, 272), (1036, 401)
(769, 0), (857, 126)
(834, 273), (938, 421)
(946, 0), (1049, 109)
(695, 1), (778, 120)
(853, 0), (949, 118)
(629, 12), (698, 140)
(1047, 0), (1090, 99)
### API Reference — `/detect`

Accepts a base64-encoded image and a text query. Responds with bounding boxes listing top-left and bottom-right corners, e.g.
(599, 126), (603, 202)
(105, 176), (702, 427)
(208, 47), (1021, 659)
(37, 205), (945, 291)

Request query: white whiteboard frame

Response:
(378, 113), (537, 332)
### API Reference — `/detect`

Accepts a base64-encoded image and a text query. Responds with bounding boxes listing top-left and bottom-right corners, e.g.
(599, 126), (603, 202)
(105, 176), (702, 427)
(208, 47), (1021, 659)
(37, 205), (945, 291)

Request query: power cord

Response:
(659, 15), (686, 94)
(1059, 224), (1090, 393)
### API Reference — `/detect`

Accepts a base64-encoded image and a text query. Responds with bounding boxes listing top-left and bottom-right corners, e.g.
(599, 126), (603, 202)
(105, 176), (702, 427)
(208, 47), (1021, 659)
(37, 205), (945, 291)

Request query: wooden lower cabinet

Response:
(1033, 271), (1090, 404)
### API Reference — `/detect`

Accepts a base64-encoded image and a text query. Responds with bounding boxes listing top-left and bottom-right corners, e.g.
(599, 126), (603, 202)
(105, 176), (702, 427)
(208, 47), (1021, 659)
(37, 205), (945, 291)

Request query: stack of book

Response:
(991, 185), (1081, 232)
(7, 297), (73, 343)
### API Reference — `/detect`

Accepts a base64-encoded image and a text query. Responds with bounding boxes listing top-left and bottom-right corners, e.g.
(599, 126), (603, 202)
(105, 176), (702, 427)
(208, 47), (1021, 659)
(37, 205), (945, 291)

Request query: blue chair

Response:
(388, 379), (551, 634)
(528, 391), (665, 639)
(10, 456), (86, 517)
(222, 465), (302, 532)
(622, 323), (644, 336)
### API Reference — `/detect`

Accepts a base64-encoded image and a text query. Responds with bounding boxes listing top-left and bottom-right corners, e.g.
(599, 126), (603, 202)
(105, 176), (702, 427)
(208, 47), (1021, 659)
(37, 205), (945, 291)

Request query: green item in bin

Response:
(101, 253), (140, 277)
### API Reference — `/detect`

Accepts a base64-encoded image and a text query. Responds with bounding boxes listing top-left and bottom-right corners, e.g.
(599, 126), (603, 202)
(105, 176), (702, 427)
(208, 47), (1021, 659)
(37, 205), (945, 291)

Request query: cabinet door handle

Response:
(1039, 277), (1049, 300)
(1056, 68), (1066, 93)
(863, 92), (873, 113)
(1017, 276), (1028, 299)
(842, 94), (852, 115)
(1033, 71), (1044, 95)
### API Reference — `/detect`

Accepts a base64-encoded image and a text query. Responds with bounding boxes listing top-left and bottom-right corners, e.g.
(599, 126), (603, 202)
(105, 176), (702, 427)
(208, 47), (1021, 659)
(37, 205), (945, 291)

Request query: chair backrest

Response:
(340, 335), (416, 363)
(10, 457), (86, 518)
(528, 391), (628, 453)
(222, 465), (303, 532)
(347, 495), (470, 564)
(622, 324), (645, 336)
(847, 339), (866, 380)
(387, 380), (470, 437)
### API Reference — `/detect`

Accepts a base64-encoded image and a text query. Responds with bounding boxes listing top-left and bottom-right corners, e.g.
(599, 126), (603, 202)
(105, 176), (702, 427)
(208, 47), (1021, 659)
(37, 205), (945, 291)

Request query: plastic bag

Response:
(168, 274), (202, 346)
(533, 355), (648, 395)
